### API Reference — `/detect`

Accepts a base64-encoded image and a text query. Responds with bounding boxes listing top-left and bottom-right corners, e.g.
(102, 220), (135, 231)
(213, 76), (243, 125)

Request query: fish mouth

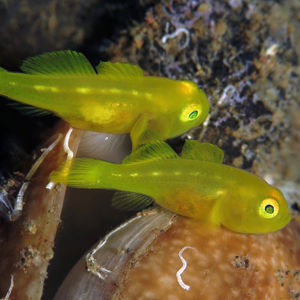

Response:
(277, 210), (292, 230)
(284, 211), (292, 224)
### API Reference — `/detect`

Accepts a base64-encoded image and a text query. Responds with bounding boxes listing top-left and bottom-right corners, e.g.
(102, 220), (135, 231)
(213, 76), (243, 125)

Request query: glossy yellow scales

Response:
(51, 140), (291, 234)
(0, 50), (209, 149)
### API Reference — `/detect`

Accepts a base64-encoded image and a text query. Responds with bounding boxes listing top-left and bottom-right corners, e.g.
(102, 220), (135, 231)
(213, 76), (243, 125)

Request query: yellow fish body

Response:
(51, 140), (291, 234)
(0, 51), (209, 149)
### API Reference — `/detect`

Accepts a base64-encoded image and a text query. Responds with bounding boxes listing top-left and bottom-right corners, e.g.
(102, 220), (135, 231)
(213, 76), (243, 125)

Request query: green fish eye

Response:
(189, 110), (198, 120)
(265, 204), (274, 214)
(259, 198), (279, 219)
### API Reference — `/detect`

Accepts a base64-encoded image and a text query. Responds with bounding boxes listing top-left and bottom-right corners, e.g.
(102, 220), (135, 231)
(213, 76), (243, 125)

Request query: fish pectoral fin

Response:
(96, 61), (143, 78)
(112, 191), (153, 211)
(20, 50), (96, 75)
(7, 101), (53, 116)
(130, 114), (173, 152)
(181, 140), (224, 163)
(130, 114), (154, 151)
(126, 117), (179, 163)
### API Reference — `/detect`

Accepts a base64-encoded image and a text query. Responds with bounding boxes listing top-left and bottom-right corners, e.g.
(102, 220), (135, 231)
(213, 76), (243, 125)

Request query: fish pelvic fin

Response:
(7, 101), (53, 117)
(112, 191), (153, 211)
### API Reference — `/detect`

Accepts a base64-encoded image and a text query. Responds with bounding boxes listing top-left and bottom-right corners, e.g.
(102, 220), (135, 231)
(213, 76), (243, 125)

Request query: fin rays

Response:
(20, 50), (96, 75)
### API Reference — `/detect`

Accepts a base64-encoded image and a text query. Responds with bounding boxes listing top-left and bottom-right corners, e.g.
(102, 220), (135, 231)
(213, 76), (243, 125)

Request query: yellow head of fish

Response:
(219, 174), (291, 234)
(141, 80), (209, 148)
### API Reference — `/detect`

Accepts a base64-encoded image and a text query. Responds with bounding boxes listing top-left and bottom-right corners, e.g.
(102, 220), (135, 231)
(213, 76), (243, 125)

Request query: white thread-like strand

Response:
(218, 84), (236, 105)
(14, 134), (62, 218)
(176, 246), (196, 291)
(47, 127), (74, 190)
(63, 128), (74, 160)
(85, 214), (142, 280)
(1, 275), (14, 300)
(161, 27), (190, 50)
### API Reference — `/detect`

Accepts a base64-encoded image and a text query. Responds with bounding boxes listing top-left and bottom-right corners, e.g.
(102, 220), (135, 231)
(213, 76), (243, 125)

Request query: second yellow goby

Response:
(51, 140), (291, 234)
(0, 50), (209, 149)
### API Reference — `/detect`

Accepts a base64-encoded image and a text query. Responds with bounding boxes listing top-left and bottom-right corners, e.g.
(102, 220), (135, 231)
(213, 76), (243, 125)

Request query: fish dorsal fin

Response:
(112, 191), (153, 211)
(96, 61), (144, 78)
(20, 50), (96, 75)
(181, 140), (224, 163)
(123, 141), (179, 164)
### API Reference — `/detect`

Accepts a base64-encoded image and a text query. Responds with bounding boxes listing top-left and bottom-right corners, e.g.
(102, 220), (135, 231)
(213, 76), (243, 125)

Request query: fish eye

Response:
(180, 104), (201, 122)
(189, 110), (198, 120)
(258, 198), (279, 219)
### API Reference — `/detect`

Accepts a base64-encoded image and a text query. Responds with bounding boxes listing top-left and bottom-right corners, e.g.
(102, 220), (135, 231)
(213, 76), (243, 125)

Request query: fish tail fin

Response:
(50, 158), (108, 188)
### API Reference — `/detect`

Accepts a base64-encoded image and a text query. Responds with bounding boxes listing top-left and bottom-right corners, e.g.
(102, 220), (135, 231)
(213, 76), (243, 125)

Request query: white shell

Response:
(54, 209), (176, 299)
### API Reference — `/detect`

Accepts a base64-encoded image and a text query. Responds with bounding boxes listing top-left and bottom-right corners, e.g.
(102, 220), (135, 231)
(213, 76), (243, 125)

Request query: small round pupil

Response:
(189, 110), (198, 120)
(265, 204), (274, 214)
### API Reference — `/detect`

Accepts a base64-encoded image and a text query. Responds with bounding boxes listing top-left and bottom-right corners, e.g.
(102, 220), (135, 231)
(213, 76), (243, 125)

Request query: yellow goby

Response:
(0, 50), (209, 149)
(51, 140), (291, 234)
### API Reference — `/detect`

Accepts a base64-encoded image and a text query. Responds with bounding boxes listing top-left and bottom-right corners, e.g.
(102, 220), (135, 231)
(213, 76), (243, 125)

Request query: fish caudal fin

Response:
(50, 159), (74, 185)
(50, 158), (105, 188)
